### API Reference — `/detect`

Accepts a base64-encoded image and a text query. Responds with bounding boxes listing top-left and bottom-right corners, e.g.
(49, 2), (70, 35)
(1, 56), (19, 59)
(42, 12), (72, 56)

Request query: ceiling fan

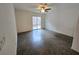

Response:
(37, 3), (51, 13)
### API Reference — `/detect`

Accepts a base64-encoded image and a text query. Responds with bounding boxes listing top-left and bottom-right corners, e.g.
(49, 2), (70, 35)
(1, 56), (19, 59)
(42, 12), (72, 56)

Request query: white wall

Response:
(15, 9), (33, 33)
(0, 4), (17, 55)
(45, 4), (79, 37)
(41, 14), (46, 28)
(71, 17), (79, 52)
(45, 3), (79, 52)
(15, 9), (45, 33)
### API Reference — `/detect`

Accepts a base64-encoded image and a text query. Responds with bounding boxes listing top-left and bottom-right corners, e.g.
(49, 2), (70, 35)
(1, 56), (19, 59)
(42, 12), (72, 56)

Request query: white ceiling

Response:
(13, 3), (56, 13)
(13, 3), (79, 14)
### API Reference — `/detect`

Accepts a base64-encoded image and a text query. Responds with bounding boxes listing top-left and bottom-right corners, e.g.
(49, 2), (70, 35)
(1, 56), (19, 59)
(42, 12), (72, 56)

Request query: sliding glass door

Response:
(32, 16), (41, 30)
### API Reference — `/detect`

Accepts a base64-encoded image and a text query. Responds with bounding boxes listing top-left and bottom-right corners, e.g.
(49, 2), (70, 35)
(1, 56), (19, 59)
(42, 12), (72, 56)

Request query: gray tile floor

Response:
(17, 29), (79, 55)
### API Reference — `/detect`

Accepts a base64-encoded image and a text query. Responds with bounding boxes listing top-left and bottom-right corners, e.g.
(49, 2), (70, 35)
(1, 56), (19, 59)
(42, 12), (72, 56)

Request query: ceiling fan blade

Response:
(45, 10), (48, 12)
(45, 8), (51, 10)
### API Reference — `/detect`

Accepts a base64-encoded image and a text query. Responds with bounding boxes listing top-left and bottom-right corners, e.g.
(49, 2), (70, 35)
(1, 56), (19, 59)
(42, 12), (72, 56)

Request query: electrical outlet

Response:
(0, 36), (5, 51)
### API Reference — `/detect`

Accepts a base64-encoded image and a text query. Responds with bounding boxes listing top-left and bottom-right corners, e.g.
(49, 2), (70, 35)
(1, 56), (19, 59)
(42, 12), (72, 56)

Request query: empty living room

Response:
(15, 3), (79, 55)
(0, 2), (79, 57)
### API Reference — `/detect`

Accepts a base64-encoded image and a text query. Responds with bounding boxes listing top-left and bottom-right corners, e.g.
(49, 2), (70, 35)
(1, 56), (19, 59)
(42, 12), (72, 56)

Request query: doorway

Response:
(32, 16), (41, 30)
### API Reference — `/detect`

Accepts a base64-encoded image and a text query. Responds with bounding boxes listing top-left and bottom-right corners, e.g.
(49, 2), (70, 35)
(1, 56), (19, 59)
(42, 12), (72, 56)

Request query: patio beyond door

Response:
(32, 16), (41, 30)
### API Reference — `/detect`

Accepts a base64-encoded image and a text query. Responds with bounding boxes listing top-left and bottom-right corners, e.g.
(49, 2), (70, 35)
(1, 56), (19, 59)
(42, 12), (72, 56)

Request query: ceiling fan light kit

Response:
(37, 3), (51, 13)
(41, 8), (45, 12)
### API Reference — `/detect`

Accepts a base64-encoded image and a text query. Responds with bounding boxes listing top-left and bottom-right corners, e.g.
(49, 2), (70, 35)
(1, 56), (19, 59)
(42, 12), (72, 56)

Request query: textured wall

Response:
(0, 4), (17, 55)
